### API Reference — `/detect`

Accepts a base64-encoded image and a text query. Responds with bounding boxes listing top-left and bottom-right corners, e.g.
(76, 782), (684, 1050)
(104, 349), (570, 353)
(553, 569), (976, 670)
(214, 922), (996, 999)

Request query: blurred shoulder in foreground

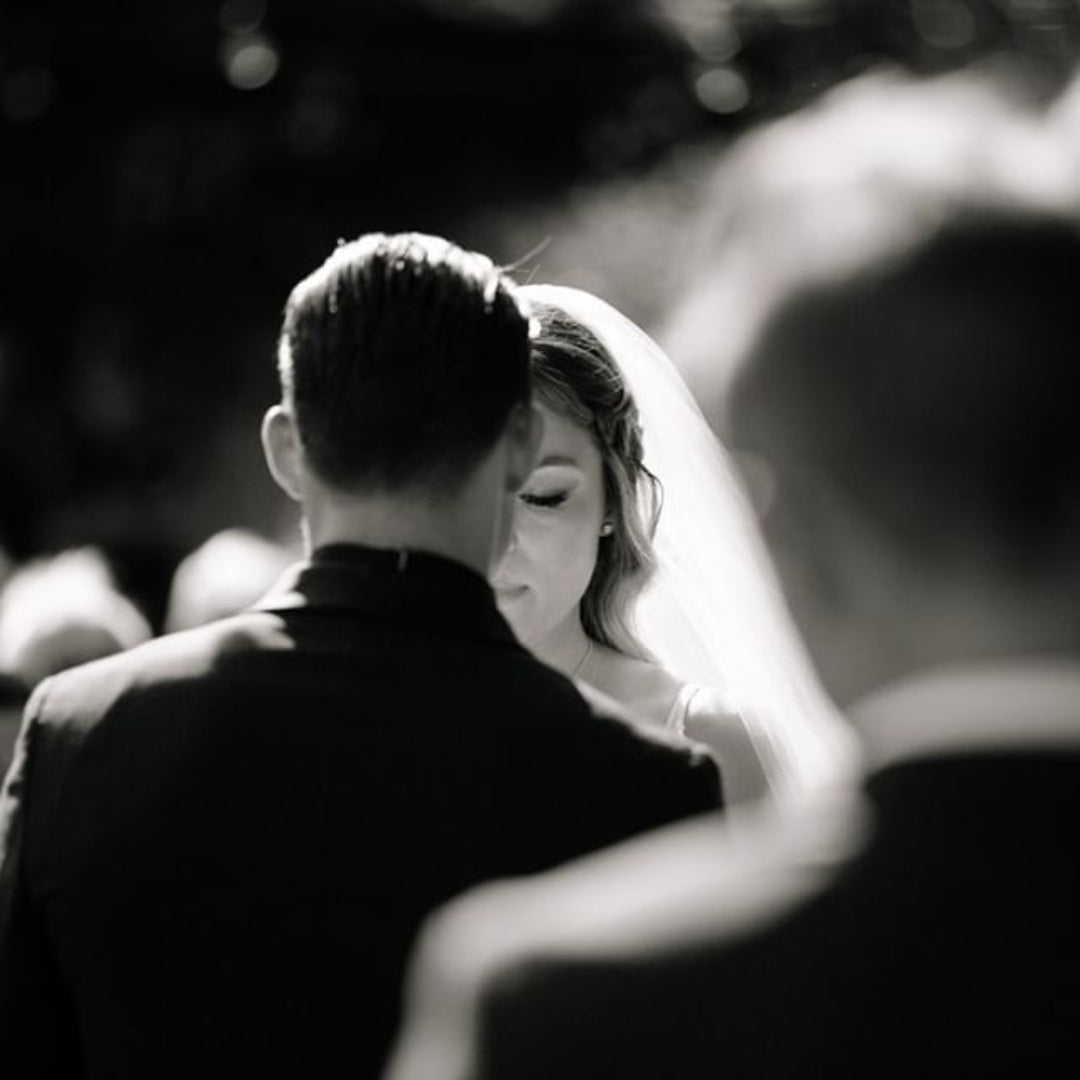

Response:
(384, 61), (1080, 1080)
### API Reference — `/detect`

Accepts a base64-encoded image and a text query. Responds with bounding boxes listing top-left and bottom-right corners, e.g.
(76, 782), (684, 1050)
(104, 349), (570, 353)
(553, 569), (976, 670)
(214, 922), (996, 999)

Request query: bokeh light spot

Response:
(219, 0), (267, 34)
(690, 21), (742, 64)
(912, 0), (978, 50)
(222, 34), (280, 91)
(694, 67), (750, 114)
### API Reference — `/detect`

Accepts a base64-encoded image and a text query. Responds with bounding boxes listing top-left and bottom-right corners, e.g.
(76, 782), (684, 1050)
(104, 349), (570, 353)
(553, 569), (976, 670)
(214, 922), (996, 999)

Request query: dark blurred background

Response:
(1, 0), (1077, 628)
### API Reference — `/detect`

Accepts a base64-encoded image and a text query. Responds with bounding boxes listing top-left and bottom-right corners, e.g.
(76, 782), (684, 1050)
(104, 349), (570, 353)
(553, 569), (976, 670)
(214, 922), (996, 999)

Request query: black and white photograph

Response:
(1, 1), (1079, 1076)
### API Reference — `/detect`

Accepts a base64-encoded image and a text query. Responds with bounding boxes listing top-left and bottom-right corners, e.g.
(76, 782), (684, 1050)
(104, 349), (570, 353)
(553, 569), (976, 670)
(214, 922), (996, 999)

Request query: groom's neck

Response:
(303, 488), (494, 578)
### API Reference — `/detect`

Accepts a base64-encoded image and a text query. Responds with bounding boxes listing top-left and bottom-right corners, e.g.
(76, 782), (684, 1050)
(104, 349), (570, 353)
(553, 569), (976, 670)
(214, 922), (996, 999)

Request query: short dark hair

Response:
(736, 208), (1080, 573)
(528, 301), (661, 659)
(277, 232), (532, 492)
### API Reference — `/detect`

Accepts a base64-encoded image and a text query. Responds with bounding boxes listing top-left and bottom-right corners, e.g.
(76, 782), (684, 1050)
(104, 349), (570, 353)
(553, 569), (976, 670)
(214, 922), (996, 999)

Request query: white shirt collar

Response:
(850, 658), (1080, 773)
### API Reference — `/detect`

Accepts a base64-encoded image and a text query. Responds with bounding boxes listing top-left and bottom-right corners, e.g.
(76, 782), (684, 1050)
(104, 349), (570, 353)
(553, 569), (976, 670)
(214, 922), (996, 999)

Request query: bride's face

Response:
(493, 403), (606, 648)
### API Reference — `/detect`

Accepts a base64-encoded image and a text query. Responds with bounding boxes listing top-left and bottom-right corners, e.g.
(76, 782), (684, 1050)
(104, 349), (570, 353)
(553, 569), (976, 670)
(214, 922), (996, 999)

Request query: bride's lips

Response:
(494, 583), (528, 601)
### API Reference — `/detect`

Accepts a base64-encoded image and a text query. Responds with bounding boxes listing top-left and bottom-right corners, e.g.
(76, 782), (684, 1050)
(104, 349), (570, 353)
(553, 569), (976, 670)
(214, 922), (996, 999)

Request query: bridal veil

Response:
(521, 284), (852, 797)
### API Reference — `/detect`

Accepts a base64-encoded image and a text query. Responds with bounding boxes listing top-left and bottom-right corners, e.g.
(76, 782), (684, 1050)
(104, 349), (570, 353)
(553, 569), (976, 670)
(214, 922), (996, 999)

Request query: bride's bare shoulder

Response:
(682, 687), (781, 804)
(683, 684), (744, 727)
(588, 648), (683, 729)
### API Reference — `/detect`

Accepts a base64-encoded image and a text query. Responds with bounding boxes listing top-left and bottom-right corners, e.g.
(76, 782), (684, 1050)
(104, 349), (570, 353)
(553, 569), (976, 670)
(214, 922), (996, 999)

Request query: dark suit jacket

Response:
(470, 751), (1080, 1078)
(0, 672), (27, 786)
(0, 544), (719, 1078)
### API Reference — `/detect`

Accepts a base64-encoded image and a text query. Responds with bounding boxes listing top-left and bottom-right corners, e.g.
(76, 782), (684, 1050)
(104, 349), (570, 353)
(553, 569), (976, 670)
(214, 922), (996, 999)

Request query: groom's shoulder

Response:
(572, 679), (723, 808)
(501, 653), (699, 750)
(575, 678), (708, 755)
(483, 651), (720, 811)
(27, 610), (283, 727)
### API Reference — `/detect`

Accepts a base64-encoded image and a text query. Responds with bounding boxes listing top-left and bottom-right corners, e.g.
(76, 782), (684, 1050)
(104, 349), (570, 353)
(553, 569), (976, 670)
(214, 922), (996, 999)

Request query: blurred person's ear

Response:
(501, 402), (544, 494)
(261, 406), (305, 502)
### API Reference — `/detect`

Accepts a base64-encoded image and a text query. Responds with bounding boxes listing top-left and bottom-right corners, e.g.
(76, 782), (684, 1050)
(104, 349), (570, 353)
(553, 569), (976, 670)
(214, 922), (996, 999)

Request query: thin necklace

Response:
(571, 638), (593, 679)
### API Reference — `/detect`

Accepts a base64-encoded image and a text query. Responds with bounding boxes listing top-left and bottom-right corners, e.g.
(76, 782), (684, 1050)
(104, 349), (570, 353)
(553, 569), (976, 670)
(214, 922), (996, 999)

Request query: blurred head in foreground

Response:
(263, 232), (539, 573)
(726, 207), (1080, 708)
(670, 68), (1080, 711)
(0, 547), (152, 689)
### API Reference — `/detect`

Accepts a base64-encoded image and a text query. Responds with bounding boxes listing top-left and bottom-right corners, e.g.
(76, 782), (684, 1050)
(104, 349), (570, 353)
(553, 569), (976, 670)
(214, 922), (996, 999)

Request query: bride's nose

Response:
(504, 501), (527, 553)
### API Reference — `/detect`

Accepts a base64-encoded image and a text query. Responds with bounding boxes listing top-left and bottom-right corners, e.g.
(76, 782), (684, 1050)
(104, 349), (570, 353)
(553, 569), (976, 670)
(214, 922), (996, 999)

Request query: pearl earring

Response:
(600, 521), (614, 536)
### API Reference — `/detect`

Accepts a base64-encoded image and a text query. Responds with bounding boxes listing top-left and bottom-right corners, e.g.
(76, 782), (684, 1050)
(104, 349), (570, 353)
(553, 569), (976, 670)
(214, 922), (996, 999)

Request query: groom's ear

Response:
(502, 402), (544, 493)
(261, 405), (306, 502)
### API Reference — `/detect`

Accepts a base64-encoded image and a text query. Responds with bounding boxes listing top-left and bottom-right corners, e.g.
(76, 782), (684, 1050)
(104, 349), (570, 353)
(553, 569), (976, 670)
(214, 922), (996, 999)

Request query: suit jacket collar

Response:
(253, 542), (519, 647)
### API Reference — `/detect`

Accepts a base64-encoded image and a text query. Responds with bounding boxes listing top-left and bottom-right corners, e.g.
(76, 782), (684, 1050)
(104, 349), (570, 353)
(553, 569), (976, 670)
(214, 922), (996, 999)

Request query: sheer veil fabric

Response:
(520, 284), (853, 798)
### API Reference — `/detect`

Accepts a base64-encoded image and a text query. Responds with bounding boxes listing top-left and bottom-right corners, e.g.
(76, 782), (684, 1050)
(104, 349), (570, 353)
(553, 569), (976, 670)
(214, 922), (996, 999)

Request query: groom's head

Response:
(262, 233), (540, 566)
(274, 232), (532, 493)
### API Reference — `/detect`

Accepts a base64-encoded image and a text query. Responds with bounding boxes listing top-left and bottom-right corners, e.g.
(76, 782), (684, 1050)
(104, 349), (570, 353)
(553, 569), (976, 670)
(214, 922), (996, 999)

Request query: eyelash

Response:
(520, 491), (569, 509)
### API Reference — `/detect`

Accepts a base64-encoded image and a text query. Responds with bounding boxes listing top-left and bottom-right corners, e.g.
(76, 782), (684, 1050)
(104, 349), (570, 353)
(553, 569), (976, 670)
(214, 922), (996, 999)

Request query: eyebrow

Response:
(536, 454), (582, 468)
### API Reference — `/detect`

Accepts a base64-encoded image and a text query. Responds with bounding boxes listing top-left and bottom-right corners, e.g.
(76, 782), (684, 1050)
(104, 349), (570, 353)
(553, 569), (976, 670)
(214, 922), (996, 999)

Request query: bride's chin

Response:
(496, 602), (531, 641)
(495, 586), (527, 613)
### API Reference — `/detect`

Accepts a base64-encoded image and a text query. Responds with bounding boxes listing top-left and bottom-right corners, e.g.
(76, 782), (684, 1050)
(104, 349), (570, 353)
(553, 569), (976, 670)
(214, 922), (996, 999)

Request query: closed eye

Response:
(520, 491), (569, 509)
